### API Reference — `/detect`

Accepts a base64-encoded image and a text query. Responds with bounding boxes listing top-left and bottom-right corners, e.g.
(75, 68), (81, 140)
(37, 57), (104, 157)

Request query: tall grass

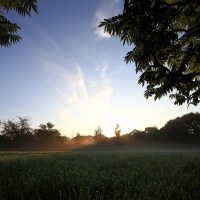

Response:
(0, 151), (200, 199)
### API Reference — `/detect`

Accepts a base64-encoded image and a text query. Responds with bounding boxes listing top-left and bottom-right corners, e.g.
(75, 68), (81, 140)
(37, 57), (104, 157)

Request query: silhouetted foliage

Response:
(71, 133), (93, 144)
(0, 117), (68, 150)
(0, 116), (33, 150)
(114, 123), (121, 137)
(34, 122), (61, 140)
(145, 126), (159, 134)
(160, 113), (200, 146)
(0, 116), (32, 139)
(1, 113), (200, 151)
(0, 0), (38, 47)
(99, 0), (200, 106)
(94, 125), (107, 143)
(94, 125), (103, 137)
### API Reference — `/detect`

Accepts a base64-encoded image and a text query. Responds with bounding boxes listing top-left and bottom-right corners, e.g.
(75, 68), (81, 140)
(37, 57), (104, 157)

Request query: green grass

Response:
(1, 151), (200, 200)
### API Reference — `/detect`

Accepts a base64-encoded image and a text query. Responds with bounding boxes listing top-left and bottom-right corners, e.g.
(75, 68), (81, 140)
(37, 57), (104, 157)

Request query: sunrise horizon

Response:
(1, 0), (199, 138)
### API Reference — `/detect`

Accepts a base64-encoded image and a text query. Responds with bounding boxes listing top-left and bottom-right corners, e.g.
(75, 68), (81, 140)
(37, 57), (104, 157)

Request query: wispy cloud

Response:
(93, 0), (123, 40)
(110, 66), (124, 75)
(94, 10), (111, 40)
(101, 64), (108, 78)
(74, 64), (88, 98)
(113, 0), (120, 3)
(38, 59), (114, 134)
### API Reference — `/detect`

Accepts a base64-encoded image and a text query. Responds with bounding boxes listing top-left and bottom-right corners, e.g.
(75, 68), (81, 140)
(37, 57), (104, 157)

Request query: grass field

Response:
(0, 151), (200, 200)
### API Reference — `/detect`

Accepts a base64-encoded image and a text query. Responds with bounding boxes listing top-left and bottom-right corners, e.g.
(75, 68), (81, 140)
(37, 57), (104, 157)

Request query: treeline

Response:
(0, 113), (200, 151)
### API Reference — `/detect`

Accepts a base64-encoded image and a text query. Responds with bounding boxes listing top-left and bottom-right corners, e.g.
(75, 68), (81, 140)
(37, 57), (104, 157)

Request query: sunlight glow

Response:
(103, 115), (134, 137)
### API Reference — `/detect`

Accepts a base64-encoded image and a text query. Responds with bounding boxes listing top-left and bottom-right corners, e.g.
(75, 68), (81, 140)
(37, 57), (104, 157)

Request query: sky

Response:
(0, 0), (199, 137)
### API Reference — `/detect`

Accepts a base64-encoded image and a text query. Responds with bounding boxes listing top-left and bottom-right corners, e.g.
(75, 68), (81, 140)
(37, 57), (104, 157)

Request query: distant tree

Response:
(70, 133), (95, 146)
(0, 119), (18, 140)
(0, 116), (33, 150)
(145, 126), (159, 134)
(94, 125), (103, 137)
(160, 112), (200, 144)
(17, 116), (32, 136)
(99, 0), (200, 106)
(46, 122), (55, 130)
(34, 122), (61, 140)
(70, 132), (82, 144)
(0, 116), (32, 140)
(114, 123), (121, 137)
(94, 125), (106, 143)
(0, 0), (38, 47)
(62, 136), (70, 143)
(129, 129), (142, 135)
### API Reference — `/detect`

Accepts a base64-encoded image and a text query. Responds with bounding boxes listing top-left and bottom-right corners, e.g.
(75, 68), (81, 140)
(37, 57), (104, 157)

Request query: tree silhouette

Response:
(94, 125), (106, 143)
(0, 0), (38, 47)
(115, 123), (121, 137)
(99, 0), (200, 106)
(0, 116), (32, 140)
(34, 122), (61, 140)
(1, 113), (200, 151)
(160, 113), (200, 146)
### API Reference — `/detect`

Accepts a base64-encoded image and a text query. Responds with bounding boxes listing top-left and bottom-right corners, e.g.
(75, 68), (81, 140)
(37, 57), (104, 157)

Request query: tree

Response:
(0, 116), (32, 140)
(145, 126), (159, 134)
(94, 125), (103, 137)
(71, 132), (84, 145)
(0, 119), (19, 140)
(94, 125), (106, 143)
(17, 116), (32, 136)
(114, 123), (121, 137)
(0, 0), (38, 47)
(34, 122), (61, 139)
(160, 112), (200, 144)
(99, 0), (200, 106)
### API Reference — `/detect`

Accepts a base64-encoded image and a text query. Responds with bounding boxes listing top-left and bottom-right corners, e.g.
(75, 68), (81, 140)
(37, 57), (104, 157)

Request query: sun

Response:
(103, 124), (115, 137)
(103, 117), (134, 137)
(118, 120), (134, 135)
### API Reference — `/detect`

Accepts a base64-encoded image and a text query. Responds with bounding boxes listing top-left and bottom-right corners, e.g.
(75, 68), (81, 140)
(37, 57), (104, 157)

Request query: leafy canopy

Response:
(99, 0), (200, 106)
(0, 0), (38, 47)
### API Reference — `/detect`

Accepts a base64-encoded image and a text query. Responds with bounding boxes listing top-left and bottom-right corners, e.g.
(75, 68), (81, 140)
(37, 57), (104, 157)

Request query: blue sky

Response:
(0, 0), (199, 137)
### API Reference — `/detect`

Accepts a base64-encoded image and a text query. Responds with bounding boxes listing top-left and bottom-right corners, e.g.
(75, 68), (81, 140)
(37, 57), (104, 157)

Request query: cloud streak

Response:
(113, 0), (120, 3)
(94, 10), (111, 40)
(93, 0), (121, 40)
(110, 66), (124, 75)
(73, 64), (88, 98)
(93, 0), (122, 40)
(101, 64), (108, 78)
(38, 59), (114, 135)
